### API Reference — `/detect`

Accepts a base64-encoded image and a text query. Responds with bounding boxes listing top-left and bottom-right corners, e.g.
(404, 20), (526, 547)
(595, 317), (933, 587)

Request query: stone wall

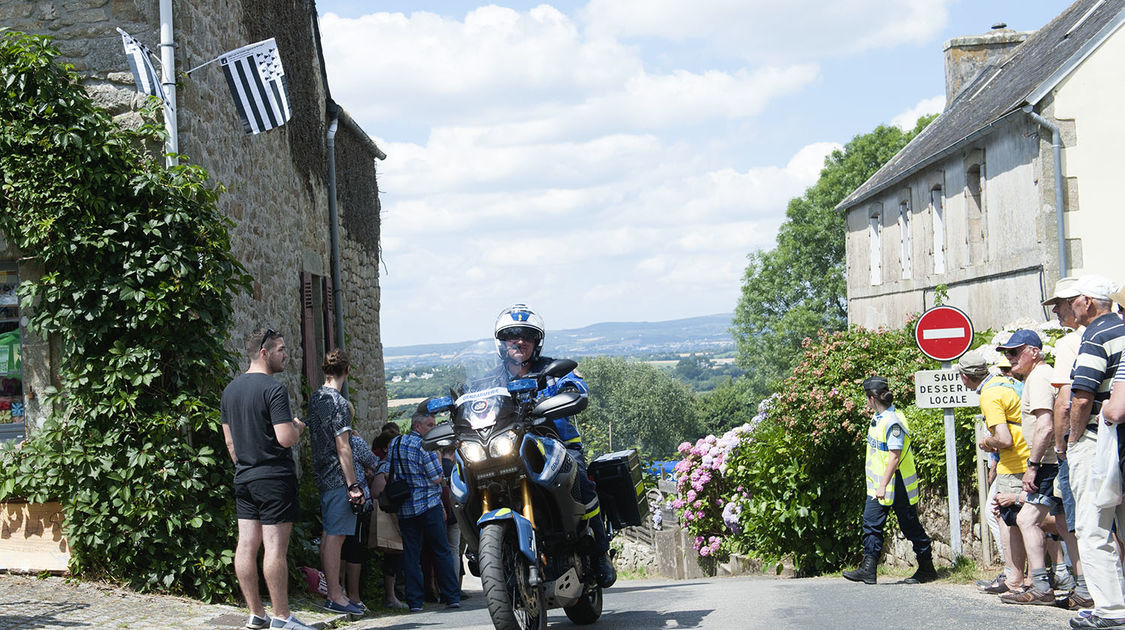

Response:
(2, 0), (386, 436)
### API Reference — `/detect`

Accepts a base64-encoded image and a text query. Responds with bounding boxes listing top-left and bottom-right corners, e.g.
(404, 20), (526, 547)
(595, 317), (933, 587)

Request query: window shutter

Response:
(322, 275), (336, 352)
(300, 271), (317, 391)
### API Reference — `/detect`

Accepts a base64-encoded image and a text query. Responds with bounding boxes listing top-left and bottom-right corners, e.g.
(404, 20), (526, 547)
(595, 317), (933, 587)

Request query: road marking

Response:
(921, 327), (966, 340)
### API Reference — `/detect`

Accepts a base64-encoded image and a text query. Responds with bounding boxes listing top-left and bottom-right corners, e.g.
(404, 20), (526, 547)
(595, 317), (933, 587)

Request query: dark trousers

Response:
(571, 447), (609, 554)
(398, 505), (459, 608)
(861, 473), (932, 559)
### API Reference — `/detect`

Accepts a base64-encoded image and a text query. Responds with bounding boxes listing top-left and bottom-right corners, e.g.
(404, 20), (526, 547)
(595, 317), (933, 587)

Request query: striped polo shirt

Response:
(1070, 312), (1125, 425)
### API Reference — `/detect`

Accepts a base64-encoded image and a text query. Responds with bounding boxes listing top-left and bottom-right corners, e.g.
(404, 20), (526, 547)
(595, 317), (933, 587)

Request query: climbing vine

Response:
(0, 30), (250, 600)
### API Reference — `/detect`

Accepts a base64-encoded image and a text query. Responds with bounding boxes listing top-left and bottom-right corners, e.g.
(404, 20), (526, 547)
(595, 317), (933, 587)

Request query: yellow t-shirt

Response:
(981, 375), (1029, 474)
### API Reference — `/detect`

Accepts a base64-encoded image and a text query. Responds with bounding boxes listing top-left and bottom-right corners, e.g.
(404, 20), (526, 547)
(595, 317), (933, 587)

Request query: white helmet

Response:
(494, 303), (545, 363)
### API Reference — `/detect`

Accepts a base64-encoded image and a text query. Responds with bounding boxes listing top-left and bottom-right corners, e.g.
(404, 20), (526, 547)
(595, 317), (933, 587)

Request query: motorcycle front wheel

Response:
(479, 521), (547, 630)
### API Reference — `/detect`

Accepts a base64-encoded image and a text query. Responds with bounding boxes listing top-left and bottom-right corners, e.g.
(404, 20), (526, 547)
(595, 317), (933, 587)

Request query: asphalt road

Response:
(351, 573), (1078, 630)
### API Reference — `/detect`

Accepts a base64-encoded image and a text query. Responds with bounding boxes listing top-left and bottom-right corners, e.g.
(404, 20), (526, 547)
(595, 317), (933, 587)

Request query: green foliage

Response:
(0, 31), (249, 599)
(732, 116), (937, 399)
(693, 377), (757, 436)
(577, 356), (701, 460)
(725, 320), (947, 574)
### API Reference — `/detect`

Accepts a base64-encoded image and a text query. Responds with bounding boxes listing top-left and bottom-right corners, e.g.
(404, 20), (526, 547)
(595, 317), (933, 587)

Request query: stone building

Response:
(838, 0), (1125, 331)
(0, 0), (387, 440)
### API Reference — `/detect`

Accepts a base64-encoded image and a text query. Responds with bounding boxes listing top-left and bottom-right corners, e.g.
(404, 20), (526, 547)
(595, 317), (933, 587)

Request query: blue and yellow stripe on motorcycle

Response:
(477, 508), (537, 563)
(520, 434), (567, 487)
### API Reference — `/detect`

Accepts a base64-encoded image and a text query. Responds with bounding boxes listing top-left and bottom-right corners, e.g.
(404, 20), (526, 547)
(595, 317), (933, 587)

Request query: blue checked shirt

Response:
(388, 431), (443, 518)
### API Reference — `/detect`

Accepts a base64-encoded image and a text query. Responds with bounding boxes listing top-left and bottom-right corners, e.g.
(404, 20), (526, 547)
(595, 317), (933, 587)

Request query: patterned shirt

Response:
(306, 385), (352, 492)
(350, 434), (377, 502)
(388, 430), (443, 518)
(1070, 312), (1125, 423)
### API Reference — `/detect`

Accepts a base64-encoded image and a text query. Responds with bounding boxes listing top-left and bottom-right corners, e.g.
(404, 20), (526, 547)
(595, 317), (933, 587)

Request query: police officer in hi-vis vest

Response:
(843, 376), (938, 585)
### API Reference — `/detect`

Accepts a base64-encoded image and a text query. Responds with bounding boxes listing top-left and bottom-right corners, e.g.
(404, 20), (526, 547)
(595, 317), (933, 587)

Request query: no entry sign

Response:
(915, 305), (974, 362)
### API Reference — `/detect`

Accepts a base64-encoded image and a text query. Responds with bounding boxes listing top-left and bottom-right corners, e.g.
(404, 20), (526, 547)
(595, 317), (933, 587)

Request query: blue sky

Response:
(315, 1), (1066, 347)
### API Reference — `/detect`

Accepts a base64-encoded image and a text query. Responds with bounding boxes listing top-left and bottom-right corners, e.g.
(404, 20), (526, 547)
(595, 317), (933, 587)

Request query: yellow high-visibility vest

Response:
(865, 406), (919, 506)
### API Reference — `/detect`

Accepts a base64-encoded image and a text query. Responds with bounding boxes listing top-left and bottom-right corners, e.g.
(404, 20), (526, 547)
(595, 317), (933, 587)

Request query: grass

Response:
(835, 555), (986, 584)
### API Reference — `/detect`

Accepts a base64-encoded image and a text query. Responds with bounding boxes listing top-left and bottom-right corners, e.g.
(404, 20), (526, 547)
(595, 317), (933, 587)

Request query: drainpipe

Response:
(326, 101), (346, 360)
(158, 0), (178, 166)
(1023, 105), (1067, 277)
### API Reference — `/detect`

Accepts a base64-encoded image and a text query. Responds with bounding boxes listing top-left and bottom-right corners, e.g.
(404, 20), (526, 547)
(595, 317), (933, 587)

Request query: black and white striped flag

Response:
(117, 28), (167, 105)
(219, 38), (292, 135)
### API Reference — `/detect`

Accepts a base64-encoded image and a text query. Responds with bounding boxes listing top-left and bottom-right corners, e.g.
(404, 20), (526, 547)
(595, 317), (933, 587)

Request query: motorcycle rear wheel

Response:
(479, 522), (547, 630)
(563, 583), (603, 625)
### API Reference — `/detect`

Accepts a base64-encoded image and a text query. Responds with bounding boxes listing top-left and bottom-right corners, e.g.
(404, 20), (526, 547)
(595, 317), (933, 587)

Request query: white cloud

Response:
(581, 0), (953, 62)
(891, 94), (944, 130)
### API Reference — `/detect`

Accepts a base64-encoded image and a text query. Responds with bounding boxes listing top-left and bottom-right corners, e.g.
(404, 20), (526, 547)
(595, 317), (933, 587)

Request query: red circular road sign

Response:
(915, 305), (974, 361)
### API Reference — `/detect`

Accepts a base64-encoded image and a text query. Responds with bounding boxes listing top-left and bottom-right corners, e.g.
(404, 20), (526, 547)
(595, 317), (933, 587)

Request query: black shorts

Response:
(1025, 464), (1062, 514)
(234, 476), (300, 524)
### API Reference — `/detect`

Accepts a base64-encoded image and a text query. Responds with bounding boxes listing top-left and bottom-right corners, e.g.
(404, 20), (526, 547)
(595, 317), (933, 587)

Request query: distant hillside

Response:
(384, 313), (735, 369)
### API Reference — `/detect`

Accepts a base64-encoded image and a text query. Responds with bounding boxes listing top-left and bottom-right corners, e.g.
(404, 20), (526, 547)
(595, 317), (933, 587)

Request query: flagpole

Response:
(159, 0), (178, 167)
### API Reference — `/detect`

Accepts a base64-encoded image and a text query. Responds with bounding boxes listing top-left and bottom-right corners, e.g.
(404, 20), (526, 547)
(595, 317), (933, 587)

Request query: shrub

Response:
(0, 31), (249, 600)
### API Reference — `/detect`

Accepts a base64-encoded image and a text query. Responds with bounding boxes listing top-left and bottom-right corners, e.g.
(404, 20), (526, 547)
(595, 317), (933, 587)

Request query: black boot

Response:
(597, 554), (617, 589)
(904, 552), (938, 584)
(843, 556), (878, 584)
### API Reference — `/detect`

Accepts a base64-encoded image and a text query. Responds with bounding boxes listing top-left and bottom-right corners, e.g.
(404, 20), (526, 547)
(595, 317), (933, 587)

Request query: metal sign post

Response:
(915, 306), (975, 558)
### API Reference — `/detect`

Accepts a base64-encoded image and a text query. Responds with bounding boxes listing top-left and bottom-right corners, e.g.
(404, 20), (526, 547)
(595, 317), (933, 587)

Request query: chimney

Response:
(942, 23), (1031, 108)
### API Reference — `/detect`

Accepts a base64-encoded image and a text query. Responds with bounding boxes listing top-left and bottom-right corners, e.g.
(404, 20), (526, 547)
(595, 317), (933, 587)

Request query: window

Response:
(931, 186), (945, 274)
(868, 206), (882, 286)
(0, 263), (25, 441)
(966, 162), (985, 265)
(898, 199), (912, 279)
(300, 272), (337, 393)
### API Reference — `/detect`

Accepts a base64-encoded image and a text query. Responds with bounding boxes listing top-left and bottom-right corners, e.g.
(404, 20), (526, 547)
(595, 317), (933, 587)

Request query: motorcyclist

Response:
(479, 303), (616, 588)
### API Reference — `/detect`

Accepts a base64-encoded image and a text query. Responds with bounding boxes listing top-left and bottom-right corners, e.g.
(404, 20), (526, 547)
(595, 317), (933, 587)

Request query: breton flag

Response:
(117, 28), (168, 105)
(218, 38), (292, 135)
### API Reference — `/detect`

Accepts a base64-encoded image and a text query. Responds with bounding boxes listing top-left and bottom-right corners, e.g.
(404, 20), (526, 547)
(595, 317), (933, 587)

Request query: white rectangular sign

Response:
(914, 369), (981, 409)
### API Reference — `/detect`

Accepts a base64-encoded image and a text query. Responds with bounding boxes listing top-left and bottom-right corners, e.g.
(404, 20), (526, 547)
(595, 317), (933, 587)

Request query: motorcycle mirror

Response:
(530, 390), (588, 421)
(421, 422), (455, 451)
(542, 359), (577, 378)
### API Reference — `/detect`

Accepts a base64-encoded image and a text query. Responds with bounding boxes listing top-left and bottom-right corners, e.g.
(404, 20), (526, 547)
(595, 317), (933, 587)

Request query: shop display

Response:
(0, 265), (24, 430)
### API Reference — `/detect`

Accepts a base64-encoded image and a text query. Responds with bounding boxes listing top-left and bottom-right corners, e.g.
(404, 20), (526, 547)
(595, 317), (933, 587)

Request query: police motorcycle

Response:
(421, 359), (606, 630)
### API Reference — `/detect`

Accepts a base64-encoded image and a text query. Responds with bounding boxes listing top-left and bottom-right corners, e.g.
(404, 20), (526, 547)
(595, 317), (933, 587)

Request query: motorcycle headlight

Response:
(460, 441), (487, 463)
(489, 430), (519, 458)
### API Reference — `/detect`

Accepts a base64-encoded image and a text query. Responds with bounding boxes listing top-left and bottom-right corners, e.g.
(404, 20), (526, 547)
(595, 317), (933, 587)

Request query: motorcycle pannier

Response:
(589, 449), (649, 529)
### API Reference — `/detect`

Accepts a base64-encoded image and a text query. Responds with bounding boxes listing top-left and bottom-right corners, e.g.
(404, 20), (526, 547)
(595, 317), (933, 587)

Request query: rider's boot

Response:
(597, 554), (617, 588)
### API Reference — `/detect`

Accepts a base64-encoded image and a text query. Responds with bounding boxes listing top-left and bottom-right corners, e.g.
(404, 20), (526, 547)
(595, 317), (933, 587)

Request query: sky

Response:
(314, 0), (1067, 348)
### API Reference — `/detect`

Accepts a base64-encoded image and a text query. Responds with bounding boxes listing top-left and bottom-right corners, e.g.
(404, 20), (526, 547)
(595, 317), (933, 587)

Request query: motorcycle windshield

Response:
(454, 387), (514, 430)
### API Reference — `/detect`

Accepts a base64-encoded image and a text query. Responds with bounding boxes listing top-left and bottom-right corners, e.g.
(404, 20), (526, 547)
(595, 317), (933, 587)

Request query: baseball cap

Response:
(955, 350), (990, 378)
(1042, 276), (1080, 306)
(1073, 275), (1120, 301)
(997, 329), (1043, 350)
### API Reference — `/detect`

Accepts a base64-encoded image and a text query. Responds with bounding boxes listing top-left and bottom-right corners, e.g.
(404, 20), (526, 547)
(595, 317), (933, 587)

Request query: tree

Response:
(732, 116), (936, 399)
(576, 356), (701, 461)
(694, 377), (756, 436)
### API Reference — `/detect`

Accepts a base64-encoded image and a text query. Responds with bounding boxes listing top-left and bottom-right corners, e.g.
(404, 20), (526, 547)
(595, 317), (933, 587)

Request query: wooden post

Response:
(976, 421), (992, 567)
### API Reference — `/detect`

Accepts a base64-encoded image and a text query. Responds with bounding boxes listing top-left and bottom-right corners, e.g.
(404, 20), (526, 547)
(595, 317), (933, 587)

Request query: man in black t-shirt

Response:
(221, 328), (314, 630)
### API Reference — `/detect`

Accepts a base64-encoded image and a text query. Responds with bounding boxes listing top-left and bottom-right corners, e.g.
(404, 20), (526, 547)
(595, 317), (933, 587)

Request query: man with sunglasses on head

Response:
(221, 328), (314, 630)
(480, 304), (616, 588)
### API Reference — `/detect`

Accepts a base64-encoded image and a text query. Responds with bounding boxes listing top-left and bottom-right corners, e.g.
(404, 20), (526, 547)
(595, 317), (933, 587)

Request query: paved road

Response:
(0, 571), (1083, 629)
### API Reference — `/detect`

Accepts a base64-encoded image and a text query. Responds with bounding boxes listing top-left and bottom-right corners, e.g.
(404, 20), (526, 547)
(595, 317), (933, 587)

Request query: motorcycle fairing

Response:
(477, 508), (537, 563)
(521, 433), (566, 486)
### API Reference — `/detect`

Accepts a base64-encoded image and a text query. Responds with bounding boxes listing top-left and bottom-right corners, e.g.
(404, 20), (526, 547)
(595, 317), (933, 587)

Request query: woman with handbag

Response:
(371, 429), (408, 610)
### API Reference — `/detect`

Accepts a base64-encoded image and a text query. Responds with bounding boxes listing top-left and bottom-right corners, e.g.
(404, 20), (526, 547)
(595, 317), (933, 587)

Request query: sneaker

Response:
(384, 600), (409, 610)
(323, 599), (364, 615)
(349, 600), (367, 614)
(409, 606), (424, 613)
(246, 614), (271, 629)
(977, 571), (1006, 588)
(1000, 588), (1055, 605)
(1058, 592), (1097, 610)
(1070, 614), (1125, 629)
(446, 601), (461, 609)
(980, 580), (1014, 594)
(270, 616), (317, 630)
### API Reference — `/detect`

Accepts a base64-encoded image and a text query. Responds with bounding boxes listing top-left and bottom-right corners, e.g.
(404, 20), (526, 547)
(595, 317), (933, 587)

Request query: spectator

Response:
(306, 349), (365, 616)
(1059, 275), (1125, 630)
(958, 349), (1030, 595)
(343, 428), (377, 612)
(1044, 277), (1092, 609)
(440, 446), (466, 599)
(389, 401), (460, 612)
(220, 328), (314, 630)
(994, 330), (1059, 605)
(371, 430), (408, 610)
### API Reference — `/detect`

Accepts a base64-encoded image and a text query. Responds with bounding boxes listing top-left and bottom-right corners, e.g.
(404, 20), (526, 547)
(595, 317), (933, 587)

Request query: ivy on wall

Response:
(0, 30), (250, 600)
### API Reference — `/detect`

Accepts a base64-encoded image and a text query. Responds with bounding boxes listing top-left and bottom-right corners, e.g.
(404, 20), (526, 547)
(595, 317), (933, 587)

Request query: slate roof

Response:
(837, 0), (1125, 212)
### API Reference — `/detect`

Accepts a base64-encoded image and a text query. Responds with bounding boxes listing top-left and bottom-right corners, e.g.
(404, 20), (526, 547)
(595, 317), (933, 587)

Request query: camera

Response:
(351, 499), (373, 516)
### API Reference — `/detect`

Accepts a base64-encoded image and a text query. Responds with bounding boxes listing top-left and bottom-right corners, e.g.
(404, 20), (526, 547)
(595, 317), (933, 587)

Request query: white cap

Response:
(1042, 276), (1080, 306)
(1073, 275), (1120, 301)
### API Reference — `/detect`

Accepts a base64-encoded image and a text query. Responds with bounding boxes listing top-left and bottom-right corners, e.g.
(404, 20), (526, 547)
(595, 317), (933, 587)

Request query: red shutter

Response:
(322, 275), (336, 352)
(300, 272), (317, 392)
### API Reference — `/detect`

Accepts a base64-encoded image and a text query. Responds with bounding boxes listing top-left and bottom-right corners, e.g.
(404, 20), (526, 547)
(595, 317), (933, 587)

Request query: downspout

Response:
(1022, 105), (1067, 277)
(326, 101), (345, 356)
(158, 0), (178, 166)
